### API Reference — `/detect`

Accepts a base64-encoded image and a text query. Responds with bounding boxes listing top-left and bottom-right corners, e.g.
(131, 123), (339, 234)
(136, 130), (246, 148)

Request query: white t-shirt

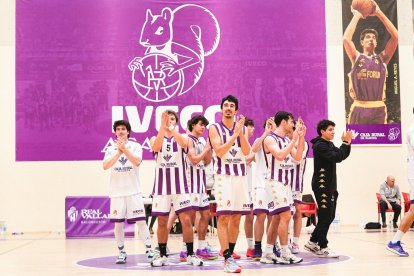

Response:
(104, 140), (142, 197)
(407, 123), (414, 179)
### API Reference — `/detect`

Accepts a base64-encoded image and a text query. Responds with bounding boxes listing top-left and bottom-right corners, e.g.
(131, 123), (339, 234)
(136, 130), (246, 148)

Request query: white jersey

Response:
(264, 133), (296, 186)
(254, 140), (267, 189)
(153, 136), (189, 195)
(104, 140), (142, 197)
(291, 141), (309, 192)
(210, 122), (247, 176)
(407, 124), (414, 179)
(187, 134), (207, 194)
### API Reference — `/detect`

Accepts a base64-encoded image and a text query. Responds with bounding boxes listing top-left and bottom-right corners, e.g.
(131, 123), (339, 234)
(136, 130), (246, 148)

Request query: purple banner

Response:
(65, 196), (134, 238)
(16, 0), (327, 161)
(342, 0), (401, 145)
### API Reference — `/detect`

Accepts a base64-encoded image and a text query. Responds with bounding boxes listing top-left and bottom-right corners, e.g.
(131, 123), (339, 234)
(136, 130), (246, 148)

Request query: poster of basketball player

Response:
(342, 0), (401, 145)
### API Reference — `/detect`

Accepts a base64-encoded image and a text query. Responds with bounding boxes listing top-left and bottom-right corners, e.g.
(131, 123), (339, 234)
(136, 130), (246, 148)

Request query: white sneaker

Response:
(289, 242), (300, 254)
(318, 247), (339, 258)
(304, 240), (322, 255)
(146, 250), (156, 263)
(115, 251), (127, 264)
(279, 252), (303, 264)
(187, 254), (203, 266)
(151, 255), (169, 267)
(259, 252), (278, 264)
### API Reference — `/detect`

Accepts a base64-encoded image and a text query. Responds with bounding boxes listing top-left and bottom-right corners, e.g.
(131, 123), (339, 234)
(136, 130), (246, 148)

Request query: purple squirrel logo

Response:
(229, 148), (238, 157)
(128, 4), (220, 102)
(118, 156), (128, 165)
(163, 154), (173, 162)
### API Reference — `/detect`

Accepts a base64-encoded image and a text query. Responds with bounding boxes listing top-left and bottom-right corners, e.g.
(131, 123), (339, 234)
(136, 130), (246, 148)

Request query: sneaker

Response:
(259, 252), (278, 264)
(223, 257), (242, 273)
(246, 248), (254, 258)
(187, 254), (204, 266)
(304, 240), (321, 255)
(151, 255), (169, 267)
(196, 248), (218, 260)
(393, 222), (398, 228)
(252, 248), (262, 261)
(382, 223), (387, 228)
(318, 247), (339, 258)
(279, 251), (303, 264)
(290, 242), (300, 254)
(386, 241), (409, 257)
(273, 244), (281, 257)
(146, 250), (156, 263)
(179, 251), (187, 262)
(219, 250), (241, 259)
(115, 251), (127, 264)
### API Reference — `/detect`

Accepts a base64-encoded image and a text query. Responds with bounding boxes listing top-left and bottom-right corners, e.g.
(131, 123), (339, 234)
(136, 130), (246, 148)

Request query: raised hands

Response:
(234, 115), (246, 136)
(341, 129), (353, 144)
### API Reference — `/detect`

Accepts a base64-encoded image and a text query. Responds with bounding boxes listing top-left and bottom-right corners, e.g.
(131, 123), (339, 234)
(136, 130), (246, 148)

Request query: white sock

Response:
(136, 221), (152, 251)
(247, 238), (254, 249)
(281, 245), (289, 255)
(293, 237), (299, 244)
(198, 240), (207, 250)
(114, 222), (125, 250)
(392, 230), (405, 243)
(265, 244), (273, 254)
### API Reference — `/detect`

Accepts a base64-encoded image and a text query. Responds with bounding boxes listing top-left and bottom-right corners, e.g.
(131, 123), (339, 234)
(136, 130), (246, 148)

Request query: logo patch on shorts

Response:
(113, 210), (118, 215)
(258, 200), (262, 206)
(227, 200), (231, 207)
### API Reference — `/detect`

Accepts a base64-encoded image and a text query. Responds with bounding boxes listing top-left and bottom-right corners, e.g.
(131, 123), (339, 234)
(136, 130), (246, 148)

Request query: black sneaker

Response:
(382, 223), (387, 228)
(393, 222), (398, 228)
(116, 251), (127, 264)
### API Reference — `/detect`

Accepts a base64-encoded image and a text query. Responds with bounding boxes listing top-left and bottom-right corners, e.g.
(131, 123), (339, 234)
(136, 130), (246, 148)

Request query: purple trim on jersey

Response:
(253, 209), (269, 214)
(278, 168), (282, 183)
(175, 206), (193, 214)
(172, 139), (178, 151)
(193, 205), (210, 211)
(151, 211), (170, 216)
(180, 151), (189, 193)
(127, 217), (146, 223)
(174, 167), (181, 193)
(233, 164), (238, 175)
(269, 206), (291, 216)
(166, 168), (172, 194)
(294, 164), (300, 191)
(225, 164), (231, 175)
(196, 169), (200, 193)
(157, 168), (163, 194)
(110, 219), (125, 223)
(202, 170), (206, 191)
(240, 164), (246, 176)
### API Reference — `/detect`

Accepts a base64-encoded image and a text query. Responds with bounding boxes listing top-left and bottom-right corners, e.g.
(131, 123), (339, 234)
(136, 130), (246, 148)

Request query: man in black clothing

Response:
(304, 120), (352, 258)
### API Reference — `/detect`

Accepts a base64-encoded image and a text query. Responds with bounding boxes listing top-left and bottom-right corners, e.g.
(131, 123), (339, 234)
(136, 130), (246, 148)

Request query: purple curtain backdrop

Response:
(16, 0), (327, 161)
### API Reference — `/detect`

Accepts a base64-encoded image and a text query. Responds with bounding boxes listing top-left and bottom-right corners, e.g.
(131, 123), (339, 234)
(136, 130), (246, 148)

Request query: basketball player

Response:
(186, 115), (217, 260)
(150, 111), (203, 267)
(209, 95), (251, 273)
(251, 118), (276, 261)
(261, 111), (305, 264)
(244, 118), (255, 258)
(287, 118), (309, 254)
(343, 1), (398, 124)
(386, 111), (414, 257)
(103, 120), (154, 264)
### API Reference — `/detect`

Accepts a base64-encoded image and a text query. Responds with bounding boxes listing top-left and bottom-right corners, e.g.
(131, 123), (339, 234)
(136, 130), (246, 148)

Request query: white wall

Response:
(0, 0), (413, 232)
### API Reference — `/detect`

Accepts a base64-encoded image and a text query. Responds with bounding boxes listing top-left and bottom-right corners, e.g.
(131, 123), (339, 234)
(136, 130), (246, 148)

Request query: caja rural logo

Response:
(128, 4), (220, 102)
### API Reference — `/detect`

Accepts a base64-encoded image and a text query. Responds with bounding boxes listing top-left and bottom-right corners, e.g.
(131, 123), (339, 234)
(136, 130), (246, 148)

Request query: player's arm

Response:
(203, 141), (212, 166)
(343, 8), (362, 65)
(373, 4), (398, 64)
(187, 138), (210, 165)
(151, 112), (168, 152)
(252, 119), (273, 153)
(103, 145), (122, 170)
(264, 135), (297, 162)
(290, 122), (306, 161)
(208, 125), (238, 159)
(170, 128), (189, 149)
(122, 143), (142, 167)
(238, 115), (251, 156)
(246, 152), (255, 165)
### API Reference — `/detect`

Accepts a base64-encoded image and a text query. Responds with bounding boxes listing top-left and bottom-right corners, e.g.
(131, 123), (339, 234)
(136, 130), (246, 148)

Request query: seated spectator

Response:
(379, 176), (402, 228)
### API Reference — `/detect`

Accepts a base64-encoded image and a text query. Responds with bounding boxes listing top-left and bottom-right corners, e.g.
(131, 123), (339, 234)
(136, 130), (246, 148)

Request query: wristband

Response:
(342, 140), (350, 144)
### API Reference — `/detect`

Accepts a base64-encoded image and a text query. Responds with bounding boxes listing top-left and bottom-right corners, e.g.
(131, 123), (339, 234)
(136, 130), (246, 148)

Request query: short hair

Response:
(317, 119), (335, 136)
(113, 120), (131, 138)
(188, 115), (209, 132)
(360, 29), (378, 42)
(244, 117), (254, 127)
(274, 111), (293, 127)
(220, 95), (239, 111)
(166, 109), (178, 121)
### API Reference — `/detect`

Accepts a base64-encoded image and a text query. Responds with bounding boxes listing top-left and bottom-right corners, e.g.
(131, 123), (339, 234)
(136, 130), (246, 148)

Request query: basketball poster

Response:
(342, 0), (401, 145)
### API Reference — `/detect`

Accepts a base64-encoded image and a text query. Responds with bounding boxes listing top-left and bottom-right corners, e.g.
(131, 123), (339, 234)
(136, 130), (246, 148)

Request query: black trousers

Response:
(310, 190), (338, 249)
(379, 201), (401, 223)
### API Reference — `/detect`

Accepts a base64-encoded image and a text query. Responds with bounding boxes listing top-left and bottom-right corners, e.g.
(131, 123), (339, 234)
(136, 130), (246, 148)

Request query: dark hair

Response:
(188, 115), (209, 132)
(220, 95), (238, 110)
(166, 109), (178, 121)
(113, 120), (131, 138)
(360, 29), (378, 42)
(244, 117), (254, 127)
(317, 119), (335, 136)
(274, 111), (293, 127)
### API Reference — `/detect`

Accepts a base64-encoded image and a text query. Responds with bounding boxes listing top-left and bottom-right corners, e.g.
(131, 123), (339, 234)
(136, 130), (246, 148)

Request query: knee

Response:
(158, 217), (168, 228)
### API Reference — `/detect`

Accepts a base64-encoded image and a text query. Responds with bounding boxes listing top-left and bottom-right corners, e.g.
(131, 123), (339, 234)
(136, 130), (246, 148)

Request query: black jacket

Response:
(311, 136), (351, 191)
